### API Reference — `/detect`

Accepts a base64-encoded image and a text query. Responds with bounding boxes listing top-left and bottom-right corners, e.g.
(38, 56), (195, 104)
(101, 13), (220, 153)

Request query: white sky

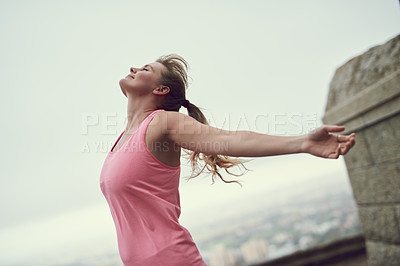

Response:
(0, 0), (399, 264)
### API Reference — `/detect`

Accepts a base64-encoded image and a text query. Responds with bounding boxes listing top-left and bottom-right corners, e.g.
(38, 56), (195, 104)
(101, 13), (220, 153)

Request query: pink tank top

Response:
(100, 110), (206, 266)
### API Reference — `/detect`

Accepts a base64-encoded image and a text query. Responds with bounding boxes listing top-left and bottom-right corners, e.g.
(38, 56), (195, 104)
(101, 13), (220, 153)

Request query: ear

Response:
(153, 85), (170, 95)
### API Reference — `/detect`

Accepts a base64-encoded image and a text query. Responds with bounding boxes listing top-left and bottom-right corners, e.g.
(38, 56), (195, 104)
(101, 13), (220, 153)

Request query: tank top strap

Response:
(141, 109), (164, 129)
(136, 109), (165, 138)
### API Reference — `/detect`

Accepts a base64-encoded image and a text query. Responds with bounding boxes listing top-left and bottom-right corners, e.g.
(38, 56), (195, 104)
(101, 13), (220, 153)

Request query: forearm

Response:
(222, 130), (306, 157)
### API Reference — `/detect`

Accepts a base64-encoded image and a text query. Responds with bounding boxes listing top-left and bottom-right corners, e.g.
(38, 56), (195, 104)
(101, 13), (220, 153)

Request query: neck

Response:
(125, 95), (157, 133)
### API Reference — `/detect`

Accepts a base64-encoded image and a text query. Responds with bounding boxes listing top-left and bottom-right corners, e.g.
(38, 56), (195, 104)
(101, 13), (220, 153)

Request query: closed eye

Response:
(143, 64), (153, 71)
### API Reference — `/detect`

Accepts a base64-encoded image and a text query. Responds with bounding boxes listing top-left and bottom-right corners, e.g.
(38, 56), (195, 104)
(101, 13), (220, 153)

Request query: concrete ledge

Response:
(358, 205), (400, 244)
(342, 114), (400, 170)
(366, 240), (400, 266)
(347, 159), (400, 204)
(323, 35), (400, 266)
(250, 234), (366, 266)
(322, 70), (400, 133)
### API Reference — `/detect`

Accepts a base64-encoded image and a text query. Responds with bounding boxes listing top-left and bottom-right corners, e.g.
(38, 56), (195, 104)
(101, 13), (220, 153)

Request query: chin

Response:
(119, 79), (127, 97)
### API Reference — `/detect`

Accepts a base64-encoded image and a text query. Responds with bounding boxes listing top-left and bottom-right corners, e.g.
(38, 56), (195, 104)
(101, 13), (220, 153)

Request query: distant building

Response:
(208, 244), (238, 266)
(241, 239), (268, 264)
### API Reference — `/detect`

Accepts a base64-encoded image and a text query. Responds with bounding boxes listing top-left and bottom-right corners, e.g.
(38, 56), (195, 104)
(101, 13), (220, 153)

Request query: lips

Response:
(126, 75), (135, 79)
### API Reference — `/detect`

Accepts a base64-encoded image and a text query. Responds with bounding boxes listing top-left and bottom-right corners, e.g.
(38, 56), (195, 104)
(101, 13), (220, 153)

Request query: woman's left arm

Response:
(165, 112), (355, 159)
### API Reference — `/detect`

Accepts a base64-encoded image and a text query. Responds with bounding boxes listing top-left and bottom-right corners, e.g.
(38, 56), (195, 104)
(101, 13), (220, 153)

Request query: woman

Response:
(100, 54), (355, 266)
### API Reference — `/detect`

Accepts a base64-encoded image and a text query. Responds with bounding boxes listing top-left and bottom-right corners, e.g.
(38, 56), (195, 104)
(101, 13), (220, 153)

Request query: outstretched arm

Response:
(163, 112), (355, 159)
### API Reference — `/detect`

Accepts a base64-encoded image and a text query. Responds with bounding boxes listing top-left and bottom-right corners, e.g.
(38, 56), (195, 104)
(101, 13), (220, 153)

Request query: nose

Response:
(130, 67), (138, 73)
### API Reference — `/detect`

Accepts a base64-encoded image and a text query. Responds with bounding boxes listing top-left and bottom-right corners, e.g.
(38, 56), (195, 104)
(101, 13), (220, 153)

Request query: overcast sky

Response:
(0, 0), (399, 264)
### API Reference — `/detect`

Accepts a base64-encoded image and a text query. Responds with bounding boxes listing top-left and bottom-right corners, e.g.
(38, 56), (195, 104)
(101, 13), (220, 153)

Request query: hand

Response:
(302, 126), (356, 159)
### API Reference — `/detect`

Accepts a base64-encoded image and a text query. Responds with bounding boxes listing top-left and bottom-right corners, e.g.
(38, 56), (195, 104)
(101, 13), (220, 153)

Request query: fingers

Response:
(337, 133), (355, 142)
(328, 132), (356, 158)
(324, 125), (345, 133)
(339, 134), (356, 155)
(328, 148), (340, 159)
(340, 143), (350, 155)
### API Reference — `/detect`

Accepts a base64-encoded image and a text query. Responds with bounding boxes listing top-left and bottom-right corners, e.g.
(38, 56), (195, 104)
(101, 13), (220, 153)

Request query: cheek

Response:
(137, 73), (159, 85)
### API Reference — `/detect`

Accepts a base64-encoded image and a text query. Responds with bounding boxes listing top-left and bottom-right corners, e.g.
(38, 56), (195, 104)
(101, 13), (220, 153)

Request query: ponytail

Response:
(185, 102), (247, 184)
(156, 54), (247, 184)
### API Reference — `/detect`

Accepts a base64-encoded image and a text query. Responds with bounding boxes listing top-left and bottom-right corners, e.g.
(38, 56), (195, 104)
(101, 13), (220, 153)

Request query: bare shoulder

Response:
(152, 110), (196, 131)
(146, 110), (194, 149)
(146, 111), (182, 142)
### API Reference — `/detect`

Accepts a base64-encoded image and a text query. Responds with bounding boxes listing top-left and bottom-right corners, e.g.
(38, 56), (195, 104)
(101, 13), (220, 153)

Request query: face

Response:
(119, 62), (166, 97)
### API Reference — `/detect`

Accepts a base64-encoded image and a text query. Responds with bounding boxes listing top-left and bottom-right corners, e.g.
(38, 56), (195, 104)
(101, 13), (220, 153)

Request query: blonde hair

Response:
(156, 54), (247, 184)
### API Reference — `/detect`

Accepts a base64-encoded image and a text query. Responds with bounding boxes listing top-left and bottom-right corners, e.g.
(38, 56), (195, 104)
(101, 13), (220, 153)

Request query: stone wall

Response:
(323, 34), (400, 266)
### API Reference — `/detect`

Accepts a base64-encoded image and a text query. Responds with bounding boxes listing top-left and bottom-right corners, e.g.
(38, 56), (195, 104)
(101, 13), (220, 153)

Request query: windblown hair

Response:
(156, 54), (247, 184)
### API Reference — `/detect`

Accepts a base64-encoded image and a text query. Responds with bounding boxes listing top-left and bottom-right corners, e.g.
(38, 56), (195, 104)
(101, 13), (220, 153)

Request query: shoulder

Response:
(153, 110), (194, 127)
(146, 111), (181, 142)
(149, 110), (184, 134)
(151, 110), (204, 137)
